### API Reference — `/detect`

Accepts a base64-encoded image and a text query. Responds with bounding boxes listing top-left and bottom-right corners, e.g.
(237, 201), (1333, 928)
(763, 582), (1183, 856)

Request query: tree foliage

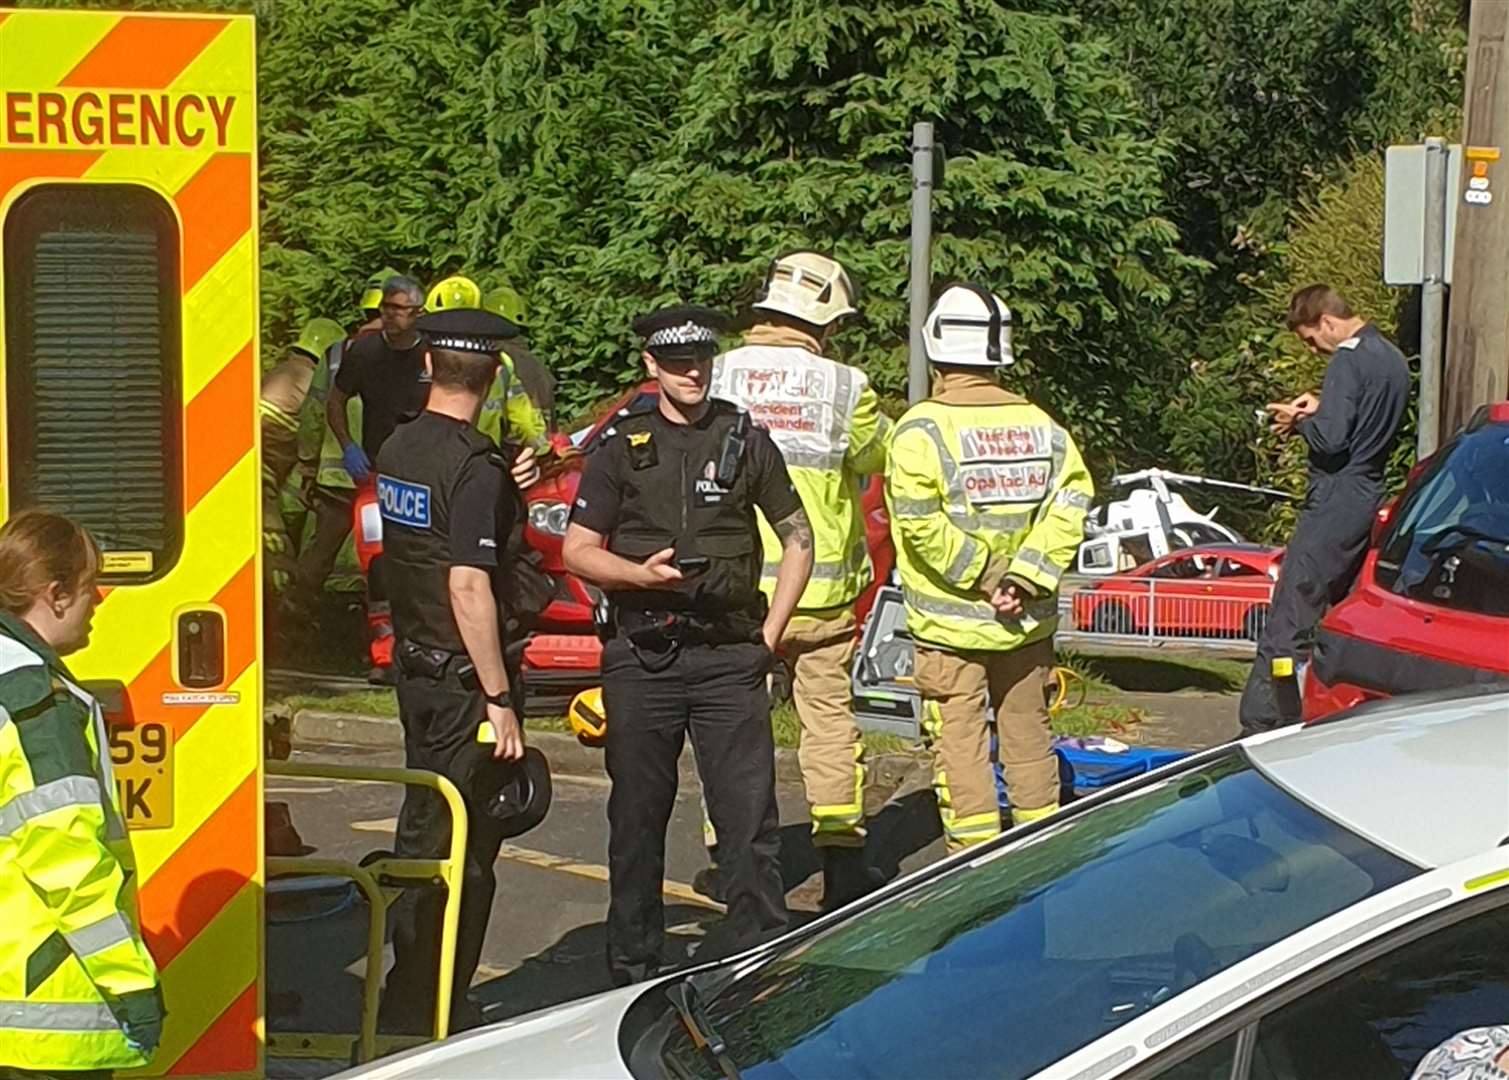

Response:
(245, 0), (1206, 471)
(18, 0), (1470, 496)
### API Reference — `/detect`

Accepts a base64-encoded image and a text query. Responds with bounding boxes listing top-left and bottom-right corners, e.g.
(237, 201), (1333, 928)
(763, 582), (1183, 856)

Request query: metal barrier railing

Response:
(265, 761), (469, 1067)
(1058, 574), (1274, 652)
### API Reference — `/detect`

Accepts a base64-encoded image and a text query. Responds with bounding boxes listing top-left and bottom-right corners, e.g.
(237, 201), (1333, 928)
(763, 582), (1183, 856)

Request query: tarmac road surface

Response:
(265, 739), (944, 1073)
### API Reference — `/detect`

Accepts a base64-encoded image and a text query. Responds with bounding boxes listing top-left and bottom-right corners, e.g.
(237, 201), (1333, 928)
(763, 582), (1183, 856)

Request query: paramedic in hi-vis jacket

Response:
(886, 285), (1093, 852)
(0, 511), (164, 1076)
(709, 252), (890, 909)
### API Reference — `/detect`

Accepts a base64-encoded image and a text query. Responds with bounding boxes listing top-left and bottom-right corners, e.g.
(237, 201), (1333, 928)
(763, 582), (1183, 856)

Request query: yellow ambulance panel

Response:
(0, 10), (261, 1076)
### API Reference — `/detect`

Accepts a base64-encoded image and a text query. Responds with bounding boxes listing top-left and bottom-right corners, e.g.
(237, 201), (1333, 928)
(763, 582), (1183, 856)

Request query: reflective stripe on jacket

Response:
(712, 331), (890, 611)
(0, 614), (159, 1070)
(477, 353), (551, 454)
(886, 373), (1093, 652)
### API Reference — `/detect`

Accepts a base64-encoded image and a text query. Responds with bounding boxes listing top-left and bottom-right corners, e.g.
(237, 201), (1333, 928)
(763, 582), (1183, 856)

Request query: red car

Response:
(1071, 544), (1282, 641)
(1303, 402), (1509, 721)
(518, 382), (895, 705)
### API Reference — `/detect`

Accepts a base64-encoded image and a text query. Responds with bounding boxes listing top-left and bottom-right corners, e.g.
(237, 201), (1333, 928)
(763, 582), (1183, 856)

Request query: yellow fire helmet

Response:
(483, 284), (529, 328)
(568, 686), (607, 746)
(427, 274), (484, 312)
(292, 317), (345, 361)
(359, 266), (401, 314)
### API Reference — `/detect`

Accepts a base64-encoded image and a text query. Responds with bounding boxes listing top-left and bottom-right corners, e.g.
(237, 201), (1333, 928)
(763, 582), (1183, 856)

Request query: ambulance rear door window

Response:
(4, 184), (183, 580)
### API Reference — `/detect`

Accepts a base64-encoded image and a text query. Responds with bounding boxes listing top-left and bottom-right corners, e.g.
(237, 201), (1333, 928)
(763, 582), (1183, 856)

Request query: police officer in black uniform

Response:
(1241, 284), (1410, 734)
(563, 306), (815, 986)
(374, 306), (550, 1033)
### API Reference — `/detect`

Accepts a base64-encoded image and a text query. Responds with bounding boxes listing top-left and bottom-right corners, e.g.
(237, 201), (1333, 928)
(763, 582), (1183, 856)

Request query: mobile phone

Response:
(675, 556), (711, 576)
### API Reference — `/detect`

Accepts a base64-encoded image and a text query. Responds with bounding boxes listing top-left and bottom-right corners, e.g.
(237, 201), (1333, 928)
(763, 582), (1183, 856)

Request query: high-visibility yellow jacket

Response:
(304, 340), (364, 492)
(261, 354), (318, 565)
(477, 352), (551, 454)
(711, 325), (891, 612)
(0, 613), (160, 1070)
(887, 373), (1093, 652)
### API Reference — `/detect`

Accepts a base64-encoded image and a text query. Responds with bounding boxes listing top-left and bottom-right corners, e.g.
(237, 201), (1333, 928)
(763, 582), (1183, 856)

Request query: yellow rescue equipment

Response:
(568, 686), (608, 746)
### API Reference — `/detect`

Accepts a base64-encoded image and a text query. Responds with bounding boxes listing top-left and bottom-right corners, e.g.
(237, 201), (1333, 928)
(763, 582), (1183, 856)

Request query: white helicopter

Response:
(1075, 469), (1292, 575)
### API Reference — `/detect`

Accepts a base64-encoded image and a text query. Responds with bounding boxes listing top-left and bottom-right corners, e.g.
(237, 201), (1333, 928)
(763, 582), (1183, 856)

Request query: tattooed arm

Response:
(765, 507), (814, 650)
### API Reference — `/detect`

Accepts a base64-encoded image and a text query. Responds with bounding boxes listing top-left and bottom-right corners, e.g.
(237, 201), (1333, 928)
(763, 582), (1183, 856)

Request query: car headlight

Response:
(528, 500), (570, 537)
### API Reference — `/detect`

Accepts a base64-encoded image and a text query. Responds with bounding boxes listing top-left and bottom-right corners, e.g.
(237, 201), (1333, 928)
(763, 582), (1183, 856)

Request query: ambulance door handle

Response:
(175, 609), (225, 688)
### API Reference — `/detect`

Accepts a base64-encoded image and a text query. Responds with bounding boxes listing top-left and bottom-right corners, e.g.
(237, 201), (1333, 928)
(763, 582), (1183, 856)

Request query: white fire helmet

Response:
(753, 252), (858, 327)
(922, 284), (1014, 367)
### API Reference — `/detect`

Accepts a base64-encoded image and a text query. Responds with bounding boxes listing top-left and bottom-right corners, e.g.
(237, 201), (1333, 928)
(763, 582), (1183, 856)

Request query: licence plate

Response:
(107, 722), (174, 829)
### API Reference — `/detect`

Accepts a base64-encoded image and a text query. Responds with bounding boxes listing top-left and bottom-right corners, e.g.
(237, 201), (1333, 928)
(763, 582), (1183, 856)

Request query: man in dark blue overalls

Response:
(1239, 284), (1410, 734)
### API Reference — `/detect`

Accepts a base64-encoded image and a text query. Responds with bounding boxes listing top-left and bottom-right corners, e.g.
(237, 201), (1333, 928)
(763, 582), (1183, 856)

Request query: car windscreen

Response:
(652, 752), (1417, 1080)
(1375, 420), (1509, 616)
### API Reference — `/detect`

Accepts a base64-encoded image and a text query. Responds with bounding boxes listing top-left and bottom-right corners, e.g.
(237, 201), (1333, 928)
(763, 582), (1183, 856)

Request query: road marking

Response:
(350, 817), (398, 832)
(347, 818), (725, 912)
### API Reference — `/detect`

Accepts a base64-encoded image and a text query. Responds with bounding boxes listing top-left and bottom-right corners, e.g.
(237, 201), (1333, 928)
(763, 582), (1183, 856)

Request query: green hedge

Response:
(20, 0), (1467, 492)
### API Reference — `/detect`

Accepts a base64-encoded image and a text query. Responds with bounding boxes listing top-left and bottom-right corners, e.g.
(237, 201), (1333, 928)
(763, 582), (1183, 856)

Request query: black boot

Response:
(820, 847), (880, 912)
(691, 865), (725, 904)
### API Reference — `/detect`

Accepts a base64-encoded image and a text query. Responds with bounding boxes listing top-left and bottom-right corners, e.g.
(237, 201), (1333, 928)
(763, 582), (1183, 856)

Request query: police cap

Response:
(416, 307), (519, 356)
(632, 305), (729, 362)
(461, 745), (553, 839)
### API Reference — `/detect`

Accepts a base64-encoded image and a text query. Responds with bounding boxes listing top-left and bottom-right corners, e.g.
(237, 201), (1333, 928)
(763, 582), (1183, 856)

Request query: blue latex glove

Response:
(341, 443), (372, 483)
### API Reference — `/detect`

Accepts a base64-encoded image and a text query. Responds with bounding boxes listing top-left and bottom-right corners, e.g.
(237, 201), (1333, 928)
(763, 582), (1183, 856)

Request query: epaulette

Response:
(599, 401), (657, 444)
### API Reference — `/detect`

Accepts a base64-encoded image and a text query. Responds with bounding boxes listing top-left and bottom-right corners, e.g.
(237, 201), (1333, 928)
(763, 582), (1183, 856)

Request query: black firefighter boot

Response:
(821, 846), (880, 912)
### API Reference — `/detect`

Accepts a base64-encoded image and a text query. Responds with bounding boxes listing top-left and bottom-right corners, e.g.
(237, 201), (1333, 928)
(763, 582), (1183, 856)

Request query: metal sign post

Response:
(1383, 139), (1460, 457)
(908, 121), (934, 405)
(1419, 137), (1449, 458)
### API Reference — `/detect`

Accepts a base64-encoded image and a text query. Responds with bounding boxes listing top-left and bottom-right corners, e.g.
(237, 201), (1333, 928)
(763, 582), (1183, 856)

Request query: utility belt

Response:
(395, 639), (481, 689)
(610, 607), (763, 653)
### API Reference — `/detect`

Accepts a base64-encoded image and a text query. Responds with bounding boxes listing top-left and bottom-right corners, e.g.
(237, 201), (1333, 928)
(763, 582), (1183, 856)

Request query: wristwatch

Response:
(485, 689), (511, 709)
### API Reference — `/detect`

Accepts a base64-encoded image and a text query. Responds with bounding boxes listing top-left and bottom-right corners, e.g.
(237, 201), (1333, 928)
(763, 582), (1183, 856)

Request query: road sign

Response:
(1384, 143), (1463, 285)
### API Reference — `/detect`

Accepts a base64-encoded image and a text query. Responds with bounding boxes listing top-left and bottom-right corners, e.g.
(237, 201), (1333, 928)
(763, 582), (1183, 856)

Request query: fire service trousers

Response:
(785, 608), (866, 848)
(292, 484), (354, 597)
(1238, 480), (1379, 735)
(913, 638), (1057, 852)
(602, 636), (787, 986)
(380, 666), (506, 1034)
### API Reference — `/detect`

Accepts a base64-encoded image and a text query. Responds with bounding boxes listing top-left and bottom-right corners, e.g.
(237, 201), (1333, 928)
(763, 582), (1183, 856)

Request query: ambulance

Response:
(0, 9), (262, 1075)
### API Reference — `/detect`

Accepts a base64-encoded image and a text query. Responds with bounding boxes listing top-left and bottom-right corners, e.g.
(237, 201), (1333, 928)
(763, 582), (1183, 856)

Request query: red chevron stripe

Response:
(168, 979), (257, 1075)
(184, 341), (254, 511)
(0, 149), (101, 192)
(176, 152), (252, 290)
(139, 772), (257, 968)
(59, 15), (228, 90)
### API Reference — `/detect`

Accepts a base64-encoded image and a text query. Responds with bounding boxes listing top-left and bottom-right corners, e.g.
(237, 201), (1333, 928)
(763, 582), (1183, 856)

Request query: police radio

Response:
(716, 411), (751, 487)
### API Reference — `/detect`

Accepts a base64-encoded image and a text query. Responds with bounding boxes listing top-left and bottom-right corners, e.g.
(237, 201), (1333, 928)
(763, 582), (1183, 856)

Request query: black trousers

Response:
(1239, 479), (1380, 734)
(380, 665), (507, 1033)
(602, 636), (787, 986)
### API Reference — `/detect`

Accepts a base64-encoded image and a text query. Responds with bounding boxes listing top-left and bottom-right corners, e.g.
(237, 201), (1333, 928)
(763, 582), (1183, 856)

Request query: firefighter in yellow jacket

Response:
(887, 285), (1092, 851)
(261, 318), (347, 598)
(0, 511), (163, 1075)
(289, 268), (395, 607)
(709, 252), (889, 907)
(428, 276), (552, 457)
